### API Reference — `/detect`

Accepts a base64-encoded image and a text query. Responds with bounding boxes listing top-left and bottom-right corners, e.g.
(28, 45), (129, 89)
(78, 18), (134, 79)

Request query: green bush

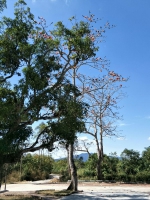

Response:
(6, 170), (20, 183)
(83, 169), (96, 178)
(136, 171), (150, 183)
(115, 172), (128, 182)
(5, 153), (54, 182)
(103, 173), (116, 181)
(59, 170), (70, 182)
(52, 159), (70, 182)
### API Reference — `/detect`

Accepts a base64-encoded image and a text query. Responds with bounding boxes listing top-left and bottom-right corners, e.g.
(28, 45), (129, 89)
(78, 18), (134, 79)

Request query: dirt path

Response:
(0, 182), (150, 199)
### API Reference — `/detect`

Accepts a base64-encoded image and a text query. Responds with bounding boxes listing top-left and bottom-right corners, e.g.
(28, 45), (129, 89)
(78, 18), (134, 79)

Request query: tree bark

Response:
(0, 169), (2, 190)
(66, 144), (71, 178)
(97, 151), (103, 180)
(67, 143), (78, 191)
(67, 67), (78, 191)
(96, 123), (104, 180)
(4, 169), (6, 191)
(0, 169), (2, 191)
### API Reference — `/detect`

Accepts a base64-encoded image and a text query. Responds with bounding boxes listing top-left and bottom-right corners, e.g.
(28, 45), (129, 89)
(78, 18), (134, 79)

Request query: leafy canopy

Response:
(0, 0), (103, 165)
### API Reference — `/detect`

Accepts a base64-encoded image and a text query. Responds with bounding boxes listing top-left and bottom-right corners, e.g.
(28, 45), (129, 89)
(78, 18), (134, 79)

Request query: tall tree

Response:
(0, 0), (86, 181)
(42, 13), (123, 189)
(51, 16), (115, 190)
(0, 0), (124, 191)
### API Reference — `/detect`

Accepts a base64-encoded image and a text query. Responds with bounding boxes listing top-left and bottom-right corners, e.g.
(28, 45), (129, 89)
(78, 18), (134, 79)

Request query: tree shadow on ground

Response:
(61, 192), (149, 200)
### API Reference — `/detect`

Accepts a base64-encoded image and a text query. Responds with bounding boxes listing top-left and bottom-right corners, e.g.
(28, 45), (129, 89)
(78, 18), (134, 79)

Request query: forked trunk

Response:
(67, 143), (78, 191)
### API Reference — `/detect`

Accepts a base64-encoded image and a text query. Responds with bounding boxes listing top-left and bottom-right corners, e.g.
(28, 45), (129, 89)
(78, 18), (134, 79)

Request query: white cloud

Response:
(117, 121), (132, 127)
(148, 137), (150, 140)
(117, 137), (126, 141)
(119, 123), (128, 126)
(137, 115), (150, 120)
(78, 136), (96, 144)
(78, 136), (89, 141)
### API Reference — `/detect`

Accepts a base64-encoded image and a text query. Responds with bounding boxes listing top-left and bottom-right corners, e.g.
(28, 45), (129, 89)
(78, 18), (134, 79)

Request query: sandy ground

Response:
(0, 181), (150, 199)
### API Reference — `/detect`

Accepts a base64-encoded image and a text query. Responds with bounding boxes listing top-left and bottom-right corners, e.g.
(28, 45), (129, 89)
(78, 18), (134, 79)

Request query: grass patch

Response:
(35, 189), (73, 196)
(0, 196), (34, 200)
(0, 189), (74, 199)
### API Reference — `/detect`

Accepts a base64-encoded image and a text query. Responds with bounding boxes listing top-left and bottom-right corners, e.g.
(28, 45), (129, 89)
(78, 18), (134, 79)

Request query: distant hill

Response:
(55, 152), (121, 162)
(55, 152), (90, 162)
(74, 153), (90, 162)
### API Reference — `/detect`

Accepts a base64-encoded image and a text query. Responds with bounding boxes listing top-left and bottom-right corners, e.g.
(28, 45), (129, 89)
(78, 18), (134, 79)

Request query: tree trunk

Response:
(66, 144), (71, 178)
(67, 143), (78, 191)
(0, 171), (2, 190)
(0, 169), (2, 191)
(96, 124), (104, 180)
(97, 149), (103, 180)
(67, 67), (78, 191)
(20, 156), (22, 181)
(4, 170), (6, 191)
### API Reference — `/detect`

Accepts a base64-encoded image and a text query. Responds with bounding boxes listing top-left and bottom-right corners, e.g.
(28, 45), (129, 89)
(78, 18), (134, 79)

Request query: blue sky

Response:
(2, 0), (150, 158)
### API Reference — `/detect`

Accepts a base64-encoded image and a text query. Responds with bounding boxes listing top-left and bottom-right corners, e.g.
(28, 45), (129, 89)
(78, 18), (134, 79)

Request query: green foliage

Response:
(79, 168), (96, 179)
(75, 148), (150, 182)
(141, 146), (150, 171)
(0, 0), (6, 12)
(0, 3), (123, 189)
(21, 154), (53, 181)
(85, 153), (98, 172)
(51, 156), (86, 181)
(4, 147), (150, 183)
(102, 154), (119, 180)
(7, 153), (54, 182)
(0, 0), (93, 167)
(75, 156), (85, 169)
(53, 20), (97, 61)
(52, 159), (69, 181)
(52, 158), (68, 174)
(119, 149), (141, 176)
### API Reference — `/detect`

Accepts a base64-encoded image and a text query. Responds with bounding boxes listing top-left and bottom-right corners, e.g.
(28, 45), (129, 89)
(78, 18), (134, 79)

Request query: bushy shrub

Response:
(103, 173), (116, 181)
(136, 171), (150, 183)
(59, 170), (70, 182)
(52, 159), (70, 182)
(5, 153), (54, 182)
(6, 170), (20, 183)
(116, 172), (128, 182)
(83, 169), (96, 178)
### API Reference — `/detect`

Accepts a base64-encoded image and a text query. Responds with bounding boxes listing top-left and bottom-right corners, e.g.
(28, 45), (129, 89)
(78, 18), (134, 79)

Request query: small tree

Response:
(78, 74), (126, 180)
(118, 148), (141, 181)
(102, 153), (119, 180)
(141, 146), (150, 171)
